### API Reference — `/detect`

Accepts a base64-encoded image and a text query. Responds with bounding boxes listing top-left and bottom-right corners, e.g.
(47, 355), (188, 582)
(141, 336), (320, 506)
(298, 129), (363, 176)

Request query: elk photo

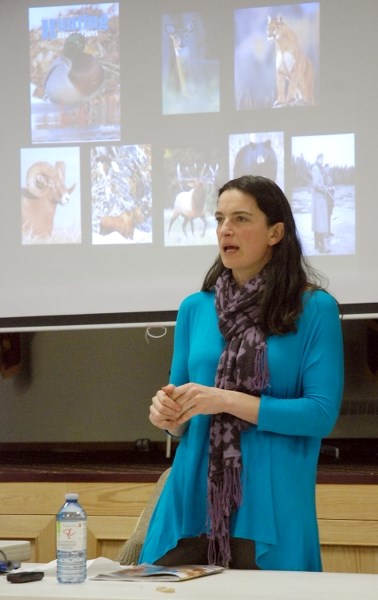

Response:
(165, 161), (219, 246)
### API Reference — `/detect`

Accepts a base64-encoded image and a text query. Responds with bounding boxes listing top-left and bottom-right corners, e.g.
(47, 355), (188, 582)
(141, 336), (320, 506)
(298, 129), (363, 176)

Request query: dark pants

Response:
(154, 535), (259, 570)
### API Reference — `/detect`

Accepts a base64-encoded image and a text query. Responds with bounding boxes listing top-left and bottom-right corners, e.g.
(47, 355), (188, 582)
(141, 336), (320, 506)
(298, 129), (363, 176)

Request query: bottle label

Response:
(57, 521), (87, 552)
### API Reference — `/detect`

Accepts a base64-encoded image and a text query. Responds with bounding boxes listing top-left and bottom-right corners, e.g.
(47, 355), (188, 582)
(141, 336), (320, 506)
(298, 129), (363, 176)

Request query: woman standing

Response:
(140, 175), (344, 571)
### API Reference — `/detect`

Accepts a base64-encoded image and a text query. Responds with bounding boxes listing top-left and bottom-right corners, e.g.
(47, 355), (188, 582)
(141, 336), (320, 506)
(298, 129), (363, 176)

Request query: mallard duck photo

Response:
(44, 32), (105, 107)
(29, 5), (120, 142)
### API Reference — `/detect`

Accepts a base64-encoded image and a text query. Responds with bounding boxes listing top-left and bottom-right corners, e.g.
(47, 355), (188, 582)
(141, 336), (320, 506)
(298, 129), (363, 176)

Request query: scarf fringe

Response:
(207, 466), (243, 567)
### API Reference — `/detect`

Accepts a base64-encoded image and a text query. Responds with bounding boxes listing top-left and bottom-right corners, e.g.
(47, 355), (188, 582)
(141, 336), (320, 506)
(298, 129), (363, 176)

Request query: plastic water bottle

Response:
(56, 493), (87, 583)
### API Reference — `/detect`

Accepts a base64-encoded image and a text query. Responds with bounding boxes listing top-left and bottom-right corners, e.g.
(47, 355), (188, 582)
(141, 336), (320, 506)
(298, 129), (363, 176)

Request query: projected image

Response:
(29, 3), (120, 144)
(291, 133), (355, 256)
(162, 11), (220, 115)
(163, 148), (222, 247)
(91, 145), (152, 245)
(229, 131), (284, 189)
(20, 146), (81, 245)
(235, 2), (319, 110)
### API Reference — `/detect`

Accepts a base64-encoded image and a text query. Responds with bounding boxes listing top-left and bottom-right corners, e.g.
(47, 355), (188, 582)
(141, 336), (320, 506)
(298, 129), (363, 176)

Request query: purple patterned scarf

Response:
(207, 268), (269, 566)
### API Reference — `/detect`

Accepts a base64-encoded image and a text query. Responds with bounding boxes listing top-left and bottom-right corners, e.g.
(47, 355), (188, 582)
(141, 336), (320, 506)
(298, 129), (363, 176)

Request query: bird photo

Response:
(29, 3), (120, 143)
(44, 32), (106, 107)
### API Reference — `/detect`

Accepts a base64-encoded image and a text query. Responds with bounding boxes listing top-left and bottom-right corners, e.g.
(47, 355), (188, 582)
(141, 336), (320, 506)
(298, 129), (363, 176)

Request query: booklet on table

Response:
(91, 563), (224, 582)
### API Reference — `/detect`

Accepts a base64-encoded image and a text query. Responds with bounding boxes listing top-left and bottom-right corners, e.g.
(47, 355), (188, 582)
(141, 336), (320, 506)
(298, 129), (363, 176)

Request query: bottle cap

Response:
(65, 493), (79, 501)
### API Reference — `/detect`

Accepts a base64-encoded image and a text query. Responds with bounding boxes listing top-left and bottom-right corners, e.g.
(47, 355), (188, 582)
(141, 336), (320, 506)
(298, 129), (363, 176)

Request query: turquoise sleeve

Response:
(258, 292), (344, 438)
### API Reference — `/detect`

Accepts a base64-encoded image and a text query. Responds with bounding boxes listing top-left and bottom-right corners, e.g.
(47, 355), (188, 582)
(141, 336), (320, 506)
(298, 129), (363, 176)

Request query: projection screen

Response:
(0, 0), (377, 330)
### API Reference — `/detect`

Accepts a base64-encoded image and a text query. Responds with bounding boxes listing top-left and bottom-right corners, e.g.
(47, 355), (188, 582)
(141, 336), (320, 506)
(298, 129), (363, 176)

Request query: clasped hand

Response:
(149, 382), (225, 430)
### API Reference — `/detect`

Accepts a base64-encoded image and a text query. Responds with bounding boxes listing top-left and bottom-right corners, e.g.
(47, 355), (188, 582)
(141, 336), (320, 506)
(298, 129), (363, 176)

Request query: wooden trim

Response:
(0, 482), (155, 516)
(88, 516), (138, 540)
(316, 484), (378, 520)
(319, 519), (378, 546)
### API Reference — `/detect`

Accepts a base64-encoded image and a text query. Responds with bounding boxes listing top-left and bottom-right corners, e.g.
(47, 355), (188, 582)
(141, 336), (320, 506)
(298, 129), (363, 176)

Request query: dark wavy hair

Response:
(201, 175), (327, 334)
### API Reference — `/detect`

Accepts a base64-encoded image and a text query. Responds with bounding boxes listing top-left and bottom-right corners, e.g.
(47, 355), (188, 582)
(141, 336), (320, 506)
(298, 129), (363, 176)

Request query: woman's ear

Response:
(269, 222), (284, 246)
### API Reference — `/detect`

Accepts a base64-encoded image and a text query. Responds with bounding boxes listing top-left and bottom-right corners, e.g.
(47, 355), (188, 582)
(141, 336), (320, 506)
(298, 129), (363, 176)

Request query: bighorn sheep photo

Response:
(21, 161), (76, 242)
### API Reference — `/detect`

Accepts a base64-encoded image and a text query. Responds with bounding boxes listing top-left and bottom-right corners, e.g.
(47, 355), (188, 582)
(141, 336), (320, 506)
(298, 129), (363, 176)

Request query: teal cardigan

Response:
(139, 289), (344, 571)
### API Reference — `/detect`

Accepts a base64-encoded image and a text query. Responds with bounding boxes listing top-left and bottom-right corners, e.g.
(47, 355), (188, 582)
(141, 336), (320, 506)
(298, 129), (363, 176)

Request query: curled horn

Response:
(25, 162), (58, 197)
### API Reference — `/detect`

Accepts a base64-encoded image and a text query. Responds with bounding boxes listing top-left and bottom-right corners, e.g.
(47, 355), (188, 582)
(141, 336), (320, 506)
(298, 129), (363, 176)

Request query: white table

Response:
(0, 558), (377, 600)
